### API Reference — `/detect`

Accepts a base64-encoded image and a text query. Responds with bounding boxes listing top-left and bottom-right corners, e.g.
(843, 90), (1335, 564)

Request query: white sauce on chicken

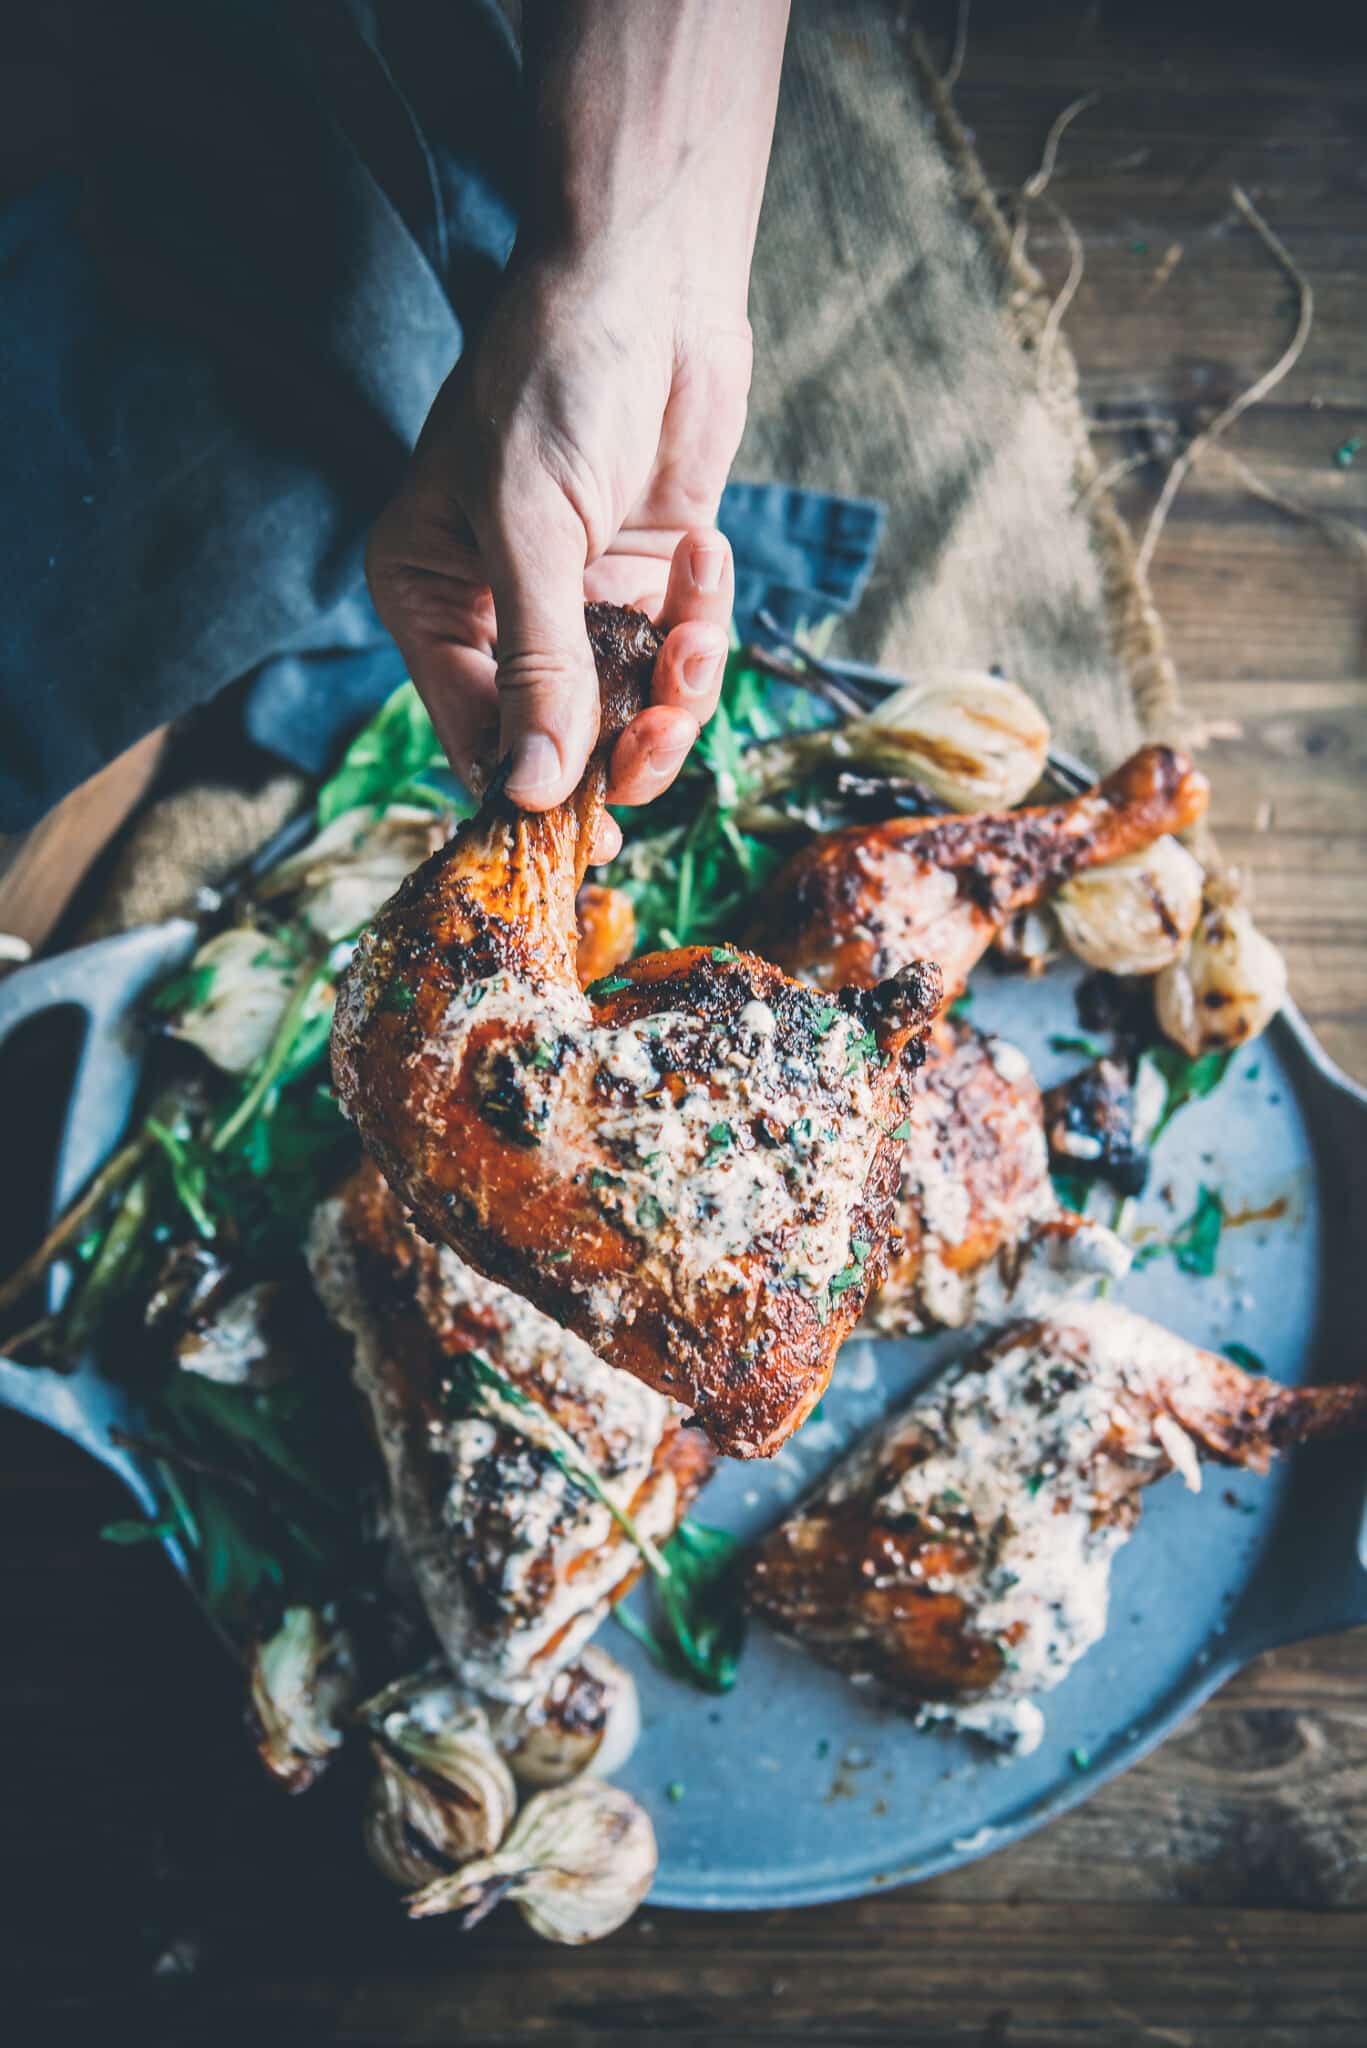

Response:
(439, 973), (890, 1303)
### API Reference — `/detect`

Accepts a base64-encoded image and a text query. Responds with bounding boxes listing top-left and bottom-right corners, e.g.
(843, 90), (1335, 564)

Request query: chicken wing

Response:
(332, 605), (942, 1459)
(752, 745), (1209, 1003)
(867, 1020), (1129, 1333)
(747, 1301), (1367, 1749)
(308, 1163), (713, 1701)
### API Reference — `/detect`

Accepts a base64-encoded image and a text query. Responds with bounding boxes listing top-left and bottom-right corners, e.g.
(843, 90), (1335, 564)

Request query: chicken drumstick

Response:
(753, 745), (1210, 1002)
(332, 605), (942, 1459)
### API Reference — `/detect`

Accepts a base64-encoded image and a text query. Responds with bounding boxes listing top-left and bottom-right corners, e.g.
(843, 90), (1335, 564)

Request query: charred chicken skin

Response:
(748, 1301), (1367, 1749)
(309, 1163), (712, 1700)
(332, 604), (942, 1459)
(753, 745), (1210, 1004)
(867, 1019), (1128, 1334)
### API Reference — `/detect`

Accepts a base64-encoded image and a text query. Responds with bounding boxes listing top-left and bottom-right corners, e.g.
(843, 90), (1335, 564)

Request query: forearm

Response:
(522, 0), (789, 293)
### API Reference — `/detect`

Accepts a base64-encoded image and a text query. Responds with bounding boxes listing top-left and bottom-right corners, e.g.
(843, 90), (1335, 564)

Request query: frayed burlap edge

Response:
(907, 30), (1191, 753)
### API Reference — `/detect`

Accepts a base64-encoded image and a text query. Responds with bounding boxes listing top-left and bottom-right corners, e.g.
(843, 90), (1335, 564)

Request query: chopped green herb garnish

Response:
(547, 1249), (572, 1263)
(829, 1264), (863, 1295)
(1049, 1032), (1108, 1061)
(666, 1780), (686, 1803)
(637, 1193), (666, 1232)
(1222, 1340), (1266, 1374)
(379, 977), (416, 1013)
(812, 1004), (840, 1034)
(788, 1117), (813, 1145)
(1070, 1746), (1091, 1772)
(465, 983), (486, 1009)
(588, 973), (633, 999)
(948, 987), (974, 1015)
(844, 1028), (878, 1074)
(708, 1122), (732, 1147)
(529, 1041), (556, 1070)
(1334, 434), (1362, 469)
(851, 1238), (872, 1264)
(711, 947), (739, 963)
(890, 1119), (912, 1142)
(1026, 1470), (1047, 1497)
(589, 1167), (621, 1193)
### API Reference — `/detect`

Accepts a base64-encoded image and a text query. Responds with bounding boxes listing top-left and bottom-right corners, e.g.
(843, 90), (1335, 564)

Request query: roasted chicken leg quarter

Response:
(867, 1018), (1129, 1333)
(748, 1302), (1367, 1749)
(753, 745), (1210, 1003)
(332, 606), (942, 1459)
(309, 1164), (713, 1700)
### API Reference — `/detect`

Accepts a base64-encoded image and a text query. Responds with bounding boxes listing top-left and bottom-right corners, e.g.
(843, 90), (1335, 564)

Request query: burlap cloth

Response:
(87, 0), (1187, 938)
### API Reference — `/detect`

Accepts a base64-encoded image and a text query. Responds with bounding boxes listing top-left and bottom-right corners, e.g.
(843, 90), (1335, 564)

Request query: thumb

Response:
(483, 498), (600, 810)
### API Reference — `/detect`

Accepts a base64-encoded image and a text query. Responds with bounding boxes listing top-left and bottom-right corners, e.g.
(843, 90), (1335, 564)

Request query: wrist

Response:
(521, 0), (786, 309)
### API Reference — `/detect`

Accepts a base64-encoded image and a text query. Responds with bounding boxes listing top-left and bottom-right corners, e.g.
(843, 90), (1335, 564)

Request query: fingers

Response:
(607, 704), (700, 808)
(647, 527), (732, 726)
(480, 501), (602, 810)
(657, 528), (734, 634)
(590, 813), (623, 865)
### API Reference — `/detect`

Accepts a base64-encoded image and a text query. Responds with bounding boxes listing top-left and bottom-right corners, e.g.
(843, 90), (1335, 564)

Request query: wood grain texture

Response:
(6, 4), (1366, 2043)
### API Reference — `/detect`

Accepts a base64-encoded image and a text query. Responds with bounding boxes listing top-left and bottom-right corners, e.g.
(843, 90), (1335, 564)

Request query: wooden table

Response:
(7, 5), (1366, 2042)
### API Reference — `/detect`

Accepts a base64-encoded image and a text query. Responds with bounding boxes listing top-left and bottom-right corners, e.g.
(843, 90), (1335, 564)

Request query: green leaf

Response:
(100, 1516), (179, 1546)
(619, 1519), (748, 1695)
(1222, 1340), (1266, 1375)
(1144, 1045), (1235, 1145)
(1050, 1168), (1091, 1213)
(1048, 1032), (1108, 1061)
(587, 973), (633, 999)
(316, 681), (455, 825)
(1134, 1184), (1225, 1278)
(145, 1117), (217, 1240)
(149, 961), (218, 1016)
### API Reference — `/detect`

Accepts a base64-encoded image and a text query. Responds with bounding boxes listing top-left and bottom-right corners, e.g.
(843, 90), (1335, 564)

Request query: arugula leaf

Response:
(1050, 1168), (1091, 1213)
(650, 1520), (748, 1693)
(1133, 1184), (1224, 1277)
(146, 1117), (217, 1240)
(149, 961), (217, 1016)
(316, 681), (463, 825)
(616, 1519), (748, 1694)
(1144, 1045), (1235, 1145)
(1222, 1340), (1266, 1374)
(1049, 1032), (1108, 1061)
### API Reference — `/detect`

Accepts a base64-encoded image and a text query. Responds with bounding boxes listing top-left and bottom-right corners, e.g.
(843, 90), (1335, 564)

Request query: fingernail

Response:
(645, 725), (697, 780)
(506, 731), (562, 802)
(680, 646), (725, 701)
(690, 542), (725, 593)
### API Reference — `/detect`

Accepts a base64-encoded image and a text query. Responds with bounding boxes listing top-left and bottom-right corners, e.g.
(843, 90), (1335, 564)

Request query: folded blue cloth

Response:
(0, 2), (882, 818)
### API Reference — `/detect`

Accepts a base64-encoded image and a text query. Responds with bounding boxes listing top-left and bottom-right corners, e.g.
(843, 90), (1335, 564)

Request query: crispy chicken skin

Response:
(308, 1164), (712, 1700)
(748, 1302), (1367, 1748)
(332, 605), (942, 1459)
(867, 1020), (1128, 1333)
(753, 745), (1210, 1003)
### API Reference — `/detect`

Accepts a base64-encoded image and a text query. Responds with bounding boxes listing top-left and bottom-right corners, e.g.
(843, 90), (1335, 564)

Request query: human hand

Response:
(366, 247), (751, 863)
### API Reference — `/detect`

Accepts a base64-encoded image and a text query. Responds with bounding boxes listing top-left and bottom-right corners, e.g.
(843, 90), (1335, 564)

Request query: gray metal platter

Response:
(2, 922), (1365, 1914)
